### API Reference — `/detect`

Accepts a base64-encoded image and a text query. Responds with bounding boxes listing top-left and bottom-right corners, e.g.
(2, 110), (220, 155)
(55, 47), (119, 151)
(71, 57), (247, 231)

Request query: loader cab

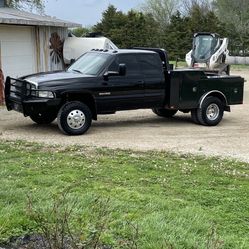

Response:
(192, 33), (220, 63)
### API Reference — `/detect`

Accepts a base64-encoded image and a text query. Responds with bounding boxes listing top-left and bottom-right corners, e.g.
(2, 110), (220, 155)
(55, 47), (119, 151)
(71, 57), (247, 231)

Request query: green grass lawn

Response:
(230, 64), (249, 70)
(0, 140), (248, 249)
(169, 60), (187, 68)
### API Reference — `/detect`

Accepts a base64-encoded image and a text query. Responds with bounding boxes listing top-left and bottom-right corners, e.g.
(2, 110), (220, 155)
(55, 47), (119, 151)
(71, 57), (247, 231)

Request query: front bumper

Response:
(5, 76), (61, 116)
(6, 97), (61, 116)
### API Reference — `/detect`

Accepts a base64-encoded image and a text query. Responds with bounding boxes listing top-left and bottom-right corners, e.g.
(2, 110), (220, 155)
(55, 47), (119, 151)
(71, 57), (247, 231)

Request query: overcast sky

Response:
(45, 0), (143, 27)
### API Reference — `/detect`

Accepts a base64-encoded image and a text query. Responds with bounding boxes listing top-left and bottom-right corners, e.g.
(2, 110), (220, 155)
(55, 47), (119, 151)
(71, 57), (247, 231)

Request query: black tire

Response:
(30, 112), (57, 124)
(152, 108), (177, 117)
(57, 101), (92, 135)
(191, 109), (200, 124)
(196, 97), (224, 126)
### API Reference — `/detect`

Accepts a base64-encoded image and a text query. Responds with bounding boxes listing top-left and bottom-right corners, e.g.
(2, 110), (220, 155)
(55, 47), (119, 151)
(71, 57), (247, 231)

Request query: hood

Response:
(23, 71), (95, 87)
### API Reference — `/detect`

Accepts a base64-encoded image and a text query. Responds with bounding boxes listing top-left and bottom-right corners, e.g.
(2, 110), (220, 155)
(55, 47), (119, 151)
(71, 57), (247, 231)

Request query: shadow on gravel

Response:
(5, 122), (60, 133)
(2, 115), (194, 135)
(93, 115), (193, 128)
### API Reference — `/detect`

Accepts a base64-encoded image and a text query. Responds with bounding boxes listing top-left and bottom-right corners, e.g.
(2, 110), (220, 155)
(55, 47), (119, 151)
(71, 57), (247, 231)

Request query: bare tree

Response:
(4, 0), (45, 12)
(214, 0), (249, 32)
(141, 0), (180, 28)
(214, 0), (249, 50)
(180, 0), (214, 15)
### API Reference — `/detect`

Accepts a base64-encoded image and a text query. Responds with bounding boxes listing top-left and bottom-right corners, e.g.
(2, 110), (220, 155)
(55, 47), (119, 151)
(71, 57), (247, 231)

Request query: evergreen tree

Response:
(94, 5), (127, 46)
(163, 11), (192, 59)
(162, 5), (226, 59)
(71, 27), (93, 37)
(93, 5), (160, 49)
(120, 11), (160, 48)
(188, 4), (225, 34)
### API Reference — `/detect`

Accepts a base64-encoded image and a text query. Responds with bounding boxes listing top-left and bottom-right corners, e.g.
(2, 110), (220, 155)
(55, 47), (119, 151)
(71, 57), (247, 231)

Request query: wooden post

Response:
(0, 41), (4, 105)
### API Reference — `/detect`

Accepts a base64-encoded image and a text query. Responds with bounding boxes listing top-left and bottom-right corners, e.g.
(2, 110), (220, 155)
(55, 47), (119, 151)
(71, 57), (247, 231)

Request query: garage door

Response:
(0, 25), (36, 78)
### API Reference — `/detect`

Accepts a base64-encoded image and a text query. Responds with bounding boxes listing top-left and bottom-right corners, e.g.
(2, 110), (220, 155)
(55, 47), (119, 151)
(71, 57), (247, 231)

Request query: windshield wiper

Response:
(72, 69), (83, 74)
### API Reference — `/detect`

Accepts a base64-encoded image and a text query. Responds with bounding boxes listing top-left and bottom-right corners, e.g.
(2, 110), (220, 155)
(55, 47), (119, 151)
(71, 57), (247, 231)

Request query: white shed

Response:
(0, 1), (81, 103)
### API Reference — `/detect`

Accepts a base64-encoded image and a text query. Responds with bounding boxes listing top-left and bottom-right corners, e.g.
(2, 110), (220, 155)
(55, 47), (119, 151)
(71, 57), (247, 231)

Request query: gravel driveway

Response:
(1, 70), (249, 162)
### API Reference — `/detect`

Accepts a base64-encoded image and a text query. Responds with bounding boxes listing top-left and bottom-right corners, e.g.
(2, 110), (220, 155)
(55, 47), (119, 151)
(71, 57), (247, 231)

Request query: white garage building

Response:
(0, 1), (80, 103)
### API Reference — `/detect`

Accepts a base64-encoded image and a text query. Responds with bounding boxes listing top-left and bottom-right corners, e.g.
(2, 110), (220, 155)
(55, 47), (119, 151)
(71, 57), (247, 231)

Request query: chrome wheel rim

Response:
(67, 110), (85, 129)
(206, 104), (219, 121)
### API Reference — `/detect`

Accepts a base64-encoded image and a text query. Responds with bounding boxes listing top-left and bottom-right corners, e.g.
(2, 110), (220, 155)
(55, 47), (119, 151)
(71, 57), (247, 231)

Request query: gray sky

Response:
(45, 0), (143, 26)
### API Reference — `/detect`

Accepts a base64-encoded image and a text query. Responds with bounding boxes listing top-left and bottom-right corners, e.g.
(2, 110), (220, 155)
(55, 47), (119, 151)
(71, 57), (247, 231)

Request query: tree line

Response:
(4, 0), (249, 60)
(74, 0), (249, 60)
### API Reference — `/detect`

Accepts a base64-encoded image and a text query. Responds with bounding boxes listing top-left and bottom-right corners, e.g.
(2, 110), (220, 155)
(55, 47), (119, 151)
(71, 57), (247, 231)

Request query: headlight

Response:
(37, 91), (55, 98)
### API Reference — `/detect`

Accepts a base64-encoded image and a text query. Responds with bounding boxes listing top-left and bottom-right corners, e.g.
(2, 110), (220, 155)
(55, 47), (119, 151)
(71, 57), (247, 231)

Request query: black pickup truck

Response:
(5, 48), (244, 135)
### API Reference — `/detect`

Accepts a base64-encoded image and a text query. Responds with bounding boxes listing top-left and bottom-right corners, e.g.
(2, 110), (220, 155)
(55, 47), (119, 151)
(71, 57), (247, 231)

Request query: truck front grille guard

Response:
(5, 77), (25, 110)
(5, 77), (55, 107)
(5, 77), (31, 100)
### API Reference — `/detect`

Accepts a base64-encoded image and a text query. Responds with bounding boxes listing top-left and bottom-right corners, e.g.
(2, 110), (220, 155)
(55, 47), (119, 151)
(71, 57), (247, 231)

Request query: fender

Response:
(61, 91), (98, 120)
(198, 90), (229, 110)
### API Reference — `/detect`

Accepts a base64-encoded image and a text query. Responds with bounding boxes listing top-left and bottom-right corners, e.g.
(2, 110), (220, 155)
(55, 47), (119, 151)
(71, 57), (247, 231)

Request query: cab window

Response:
(137, 54), (163, 77)
(108, 54), (140, 76)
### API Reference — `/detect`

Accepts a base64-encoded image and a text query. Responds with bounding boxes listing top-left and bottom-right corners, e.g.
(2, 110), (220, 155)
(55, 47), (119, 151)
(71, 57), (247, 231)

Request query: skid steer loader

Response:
(186, 32), (230, 74)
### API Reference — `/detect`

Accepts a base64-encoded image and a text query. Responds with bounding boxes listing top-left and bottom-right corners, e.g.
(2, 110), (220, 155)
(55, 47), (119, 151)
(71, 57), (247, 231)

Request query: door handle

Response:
(134, 80), (144, 87)
(102, 82), (108, 86)
(137, 80), (144, 84)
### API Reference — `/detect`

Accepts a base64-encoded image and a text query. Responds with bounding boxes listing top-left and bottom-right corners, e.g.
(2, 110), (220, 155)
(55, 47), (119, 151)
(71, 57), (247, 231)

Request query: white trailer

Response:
(63, 37), (118, 65)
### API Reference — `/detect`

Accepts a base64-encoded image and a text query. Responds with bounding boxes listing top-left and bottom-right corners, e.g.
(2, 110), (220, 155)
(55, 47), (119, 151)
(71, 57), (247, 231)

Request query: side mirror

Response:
(118, 63), (126, 76)
(103, 71), (119, 79)
(103, 63), (126, 79)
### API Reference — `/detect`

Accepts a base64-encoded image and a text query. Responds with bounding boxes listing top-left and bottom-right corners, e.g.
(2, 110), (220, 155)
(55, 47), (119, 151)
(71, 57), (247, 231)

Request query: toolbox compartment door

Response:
(168, 70), (204, 109)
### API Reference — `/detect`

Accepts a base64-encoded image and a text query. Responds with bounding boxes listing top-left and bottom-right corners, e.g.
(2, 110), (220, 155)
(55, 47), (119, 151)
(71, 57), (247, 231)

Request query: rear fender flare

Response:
(198, 90), (228, 109)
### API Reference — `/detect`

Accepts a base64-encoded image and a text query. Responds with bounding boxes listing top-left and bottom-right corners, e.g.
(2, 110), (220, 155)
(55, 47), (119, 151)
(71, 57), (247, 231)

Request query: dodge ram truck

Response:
(5, 48), (244, 135)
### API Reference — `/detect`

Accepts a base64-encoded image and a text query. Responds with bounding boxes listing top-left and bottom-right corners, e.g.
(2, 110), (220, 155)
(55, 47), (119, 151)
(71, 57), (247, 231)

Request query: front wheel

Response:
(195, 97), (224, 126)
(57, 101), (92, 135)
(152, 108), (177, 117)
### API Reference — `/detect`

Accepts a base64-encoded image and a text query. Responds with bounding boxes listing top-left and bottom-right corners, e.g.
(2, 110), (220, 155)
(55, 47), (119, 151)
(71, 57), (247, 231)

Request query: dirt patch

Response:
(0, 235), (111, 249)
(0, 70), (248, 162)
(0, 235), (45, 249)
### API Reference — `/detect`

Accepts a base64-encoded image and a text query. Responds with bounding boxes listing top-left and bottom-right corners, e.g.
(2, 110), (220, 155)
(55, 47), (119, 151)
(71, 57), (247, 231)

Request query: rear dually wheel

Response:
(193, 96), (224, 126)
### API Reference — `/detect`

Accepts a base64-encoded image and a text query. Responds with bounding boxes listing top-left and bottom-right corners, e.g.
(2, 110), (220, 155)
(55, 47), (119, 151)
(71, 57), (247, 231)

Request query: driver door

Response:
(97, 54), (145, 112)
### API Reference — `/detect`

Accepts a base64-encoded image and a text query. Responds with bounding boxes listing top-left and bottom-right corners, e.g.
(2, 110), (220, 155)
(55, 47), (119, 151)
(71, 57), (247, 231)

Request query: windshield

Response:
(68, 52), (111, 75)
(192, 35), (219, 61)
